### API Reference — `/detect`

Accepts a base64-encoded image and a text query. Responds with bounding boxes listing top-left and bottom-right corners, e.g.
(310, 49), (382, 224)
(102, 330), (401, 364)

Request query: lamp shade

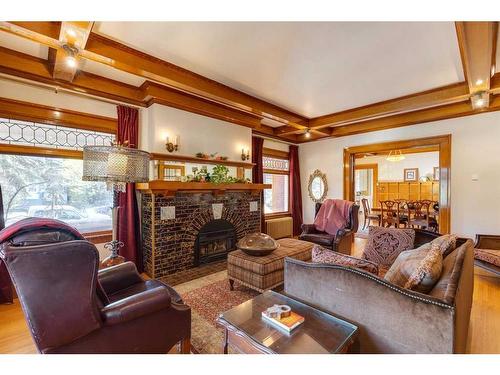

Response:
(82, 145), (150, 185)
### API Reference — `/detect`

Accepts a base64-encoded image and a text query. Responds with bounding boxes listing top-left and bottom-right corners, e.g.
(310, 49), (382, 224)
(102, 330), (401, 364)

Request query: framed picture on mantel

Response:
(404, 168), (419, 182)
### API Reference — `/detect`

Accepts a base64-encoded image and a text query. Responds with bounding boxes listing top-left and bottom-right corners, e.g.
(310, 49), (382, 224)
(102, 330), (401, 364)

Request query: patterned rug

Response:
(178, 272), (259, 354)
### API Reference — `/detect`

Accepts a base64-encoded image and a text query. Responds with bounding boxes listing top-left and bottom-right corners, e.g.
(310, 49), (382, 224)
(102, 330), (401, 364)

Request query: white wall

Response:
(142, 104), (252, 160)
(299, 111), (500, 238)
(357, 152), (439, 181)
(0, 77), (117, 118)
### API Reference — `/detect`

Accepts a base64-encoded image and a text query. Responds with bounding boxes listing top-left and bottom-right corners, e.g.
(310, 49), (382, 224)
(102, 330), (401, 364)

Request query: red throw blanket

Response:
(314, 199), (353, 236)
(0, 217), (84, 244)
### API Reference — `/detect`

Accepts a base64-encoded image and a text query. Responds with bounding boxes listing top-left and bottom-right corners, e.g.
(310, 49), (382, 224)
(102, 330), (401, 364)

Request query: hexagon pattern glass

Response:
(0, 118), (115, 149)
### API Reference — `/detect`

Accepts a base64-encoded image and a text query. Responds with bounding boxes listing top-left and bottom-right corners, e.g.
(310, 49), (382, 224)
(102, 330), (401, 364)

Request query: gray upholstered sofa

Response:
(284, 230), (474, 353)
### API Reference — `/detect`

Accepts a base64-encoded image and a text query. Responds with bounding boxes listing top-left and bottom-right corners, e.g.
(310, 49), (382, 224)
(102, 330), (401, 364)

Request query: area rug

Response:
(178, 272), (259, 354)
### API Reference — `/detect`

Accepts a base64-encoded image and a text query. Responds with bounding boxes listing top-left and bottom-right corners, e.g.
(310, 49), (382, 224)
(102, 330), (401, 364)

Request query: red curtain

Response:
(252, 136), (266, 233)
(0, 185), (13, 304)
(116, 105), (143, 272)
(289, 145), (303, 236)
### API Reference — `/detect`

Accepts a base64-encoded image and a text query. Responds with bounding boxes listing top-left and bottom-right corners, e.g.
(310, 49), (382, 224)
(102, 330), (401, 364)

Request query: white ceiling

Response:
(94, 22), (465, 117)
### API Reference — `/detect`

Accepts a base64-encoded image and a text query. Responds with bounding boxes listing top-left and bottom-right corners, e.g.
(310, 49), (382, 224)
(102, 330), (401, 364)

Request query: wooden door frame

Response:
(354, 163), (379, 208)
(343, 134), (451, 234)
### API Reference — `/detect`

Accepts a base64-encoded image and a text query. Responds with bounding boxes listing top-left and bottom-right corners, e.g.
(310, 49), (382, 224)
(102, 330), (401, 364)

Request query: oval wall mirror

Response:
(308, 169), (328, 203)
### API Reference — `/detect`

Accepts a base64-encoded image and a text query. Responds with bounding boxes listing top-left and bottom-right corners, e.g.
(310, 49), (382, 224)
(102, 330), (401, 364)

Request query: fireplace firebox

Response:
(194, 219), (236, 266)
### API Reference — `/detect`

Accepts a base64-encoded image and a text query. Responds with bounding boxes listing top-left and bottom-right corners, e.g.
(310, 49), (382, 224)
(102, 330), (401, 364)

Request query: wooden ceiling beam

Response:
(0, 46), (145, 106)
(276, 82), (470, 137)
(455, 22), (498, 109)
(143, 82), (262, 129)
(329, 95), (500, 138)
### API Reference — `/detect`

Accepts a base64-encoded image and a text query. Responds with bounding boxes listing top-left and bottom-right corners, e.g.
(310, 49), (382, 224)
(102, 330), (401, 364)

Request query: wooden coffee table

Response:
(216, 290), (358, 354)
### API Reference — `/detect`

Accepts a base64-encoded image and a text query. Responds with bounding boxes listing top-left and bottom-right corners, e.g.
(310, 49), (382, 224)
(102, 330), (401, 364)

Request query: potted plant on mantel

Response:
(189, 165), (250, 184)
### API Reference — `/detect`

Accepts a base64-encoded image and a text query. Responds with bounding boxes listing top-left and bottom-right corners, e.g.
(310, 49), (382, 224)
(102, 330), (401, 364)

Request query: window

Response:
(263, 155), (289, 215)
(0, 118), (115, 234)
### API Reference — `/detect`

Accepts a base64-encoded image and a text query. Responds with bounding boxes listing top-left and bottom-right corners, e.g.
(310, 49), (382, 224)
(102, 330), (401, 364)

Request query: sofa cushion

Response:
(474, 248), (500, 267)
(362, 226), (415, 267)
(311, 244), (379, 275)
(384, 242), (432, 287)
(404, 244), (443, 293)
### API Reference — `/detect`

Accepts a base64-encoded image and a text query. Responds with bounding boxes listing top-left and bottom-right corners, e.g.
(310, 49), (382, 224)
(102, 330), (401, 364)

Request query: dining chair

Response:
(407, 200), (432, 230)
(361, 198), (381, 230)
(379, 200), (406, 228)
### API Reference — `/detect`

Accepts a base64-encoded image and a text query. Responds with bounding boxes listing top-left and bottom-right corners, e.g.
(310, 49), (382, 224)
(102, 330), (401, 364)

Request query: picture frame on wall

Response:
(404, 168), (419, 182)
(433, 167), (440, 181)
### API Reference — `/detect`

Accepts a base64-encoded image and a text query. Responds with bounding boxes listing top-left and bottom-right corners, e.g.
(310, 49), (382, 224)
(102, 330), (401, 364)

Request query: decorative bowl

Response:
(237, 233), (279, 256)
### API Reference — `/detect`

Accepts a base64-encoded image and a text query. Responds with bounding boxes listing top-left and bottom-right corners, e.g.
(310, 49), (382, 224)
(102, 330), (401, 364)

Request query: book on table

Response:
(261, 310), (305, 333)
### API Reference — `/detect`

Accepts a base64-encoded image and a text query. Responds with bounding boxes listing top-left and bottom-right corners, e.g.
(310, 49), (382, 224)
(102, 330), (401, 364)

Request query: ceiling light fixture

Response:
(66, 29), (77, 38)
(386, 150), (405, 162)
(304, 129), (311, 139)
(475, 79), (484, 86)
(62, 44), (79, 69)
(471, 91), (488, 110)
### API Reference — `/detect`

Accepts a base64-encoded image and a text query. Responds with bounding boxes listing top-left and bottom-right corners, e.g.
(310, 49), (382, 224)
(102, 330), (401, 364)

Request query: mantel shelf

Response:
(150, 153), (255, 169)
(136, 181), (271, 196)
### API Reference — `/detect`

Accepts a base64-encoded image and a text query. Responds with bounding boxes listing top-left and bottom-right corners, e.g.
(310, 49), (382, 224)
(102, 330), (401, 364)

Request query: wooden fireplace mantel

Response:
(136, 181), (271, 196)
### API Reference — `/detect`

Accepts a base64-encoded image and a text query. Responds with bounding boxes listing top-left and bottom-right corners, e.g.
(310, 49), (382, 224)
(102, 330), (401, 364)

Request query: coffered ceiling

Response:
(95, 22), (465, 117)
(0, 21), (498, 143)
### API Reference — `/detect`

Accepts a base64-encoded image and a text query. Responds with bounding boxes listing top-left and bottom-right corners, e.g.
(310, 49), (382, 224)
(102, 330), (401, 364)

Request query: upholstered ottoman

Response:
(227, 238), (313, 292)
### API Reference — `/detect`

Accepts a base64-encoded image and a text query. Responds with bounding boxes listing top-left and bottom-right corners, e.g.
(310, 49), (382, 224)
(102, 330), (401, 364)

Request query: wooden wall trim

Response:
(343, 135), (451, 234)
(263, 147), (289, 159)
(0, 143), (83, 159)
(0, 97), (117, 133)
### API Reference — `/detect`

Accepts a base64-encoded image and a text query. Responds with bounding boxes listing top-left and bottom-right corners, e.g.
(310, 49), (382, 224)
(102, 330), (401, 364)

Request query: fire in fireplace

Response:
(194, 219), (237, 266)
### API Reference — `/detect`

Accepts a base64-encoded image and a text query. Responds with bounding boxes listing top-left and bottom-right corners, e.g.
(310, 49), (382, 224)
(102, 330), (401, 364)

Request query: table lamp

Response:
(82, 143), (150, 267)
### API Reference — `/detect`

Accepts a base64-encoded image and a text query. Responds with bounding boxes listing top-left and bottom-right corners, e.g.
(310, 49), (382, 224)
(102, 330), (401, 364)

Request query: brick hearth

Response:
(140, 191), (261, 279)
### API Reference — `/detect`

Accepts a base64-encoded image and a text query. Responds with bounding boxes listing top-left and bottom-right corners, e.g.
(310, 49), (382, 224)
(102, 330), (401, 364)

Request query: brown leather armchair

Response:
(0, 218), (191, 354)
(299, 202), (359, 254)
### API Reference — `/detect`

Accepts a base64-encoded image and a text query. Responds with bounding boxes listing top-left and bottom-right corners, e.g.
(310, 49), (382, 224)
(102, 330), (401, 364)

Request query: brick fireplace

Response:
(140, 190), (262, 279)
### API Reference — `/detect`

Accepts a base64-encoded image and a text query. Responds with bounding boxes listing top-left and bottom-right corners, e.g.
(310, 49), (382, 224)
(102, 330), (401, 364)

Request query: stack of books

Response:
(262, 307), (305, 333)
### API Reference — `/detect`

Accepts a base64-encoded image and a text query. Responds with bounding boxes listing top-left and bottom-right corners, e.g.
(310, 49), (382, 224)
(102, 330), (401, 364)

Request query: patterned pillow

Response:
(311, 244), (379, 275)
(430, 234), (457, 257)
(404, 244), (443, 293)
(474, 249), (500, 267)
(362, 226), (415, 267)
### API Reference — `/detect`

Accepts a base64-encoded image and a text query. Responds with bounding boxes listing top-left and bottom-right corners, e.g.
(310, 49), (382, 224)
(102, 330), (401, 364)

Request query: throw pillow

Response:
(362, 226), (415, 267)
(474, 249), (500, 267)
(384, 241), (434, 287)
(404, 244), (443, 293)
(311, 244), (379, 275)
(431, 234), (457, 257)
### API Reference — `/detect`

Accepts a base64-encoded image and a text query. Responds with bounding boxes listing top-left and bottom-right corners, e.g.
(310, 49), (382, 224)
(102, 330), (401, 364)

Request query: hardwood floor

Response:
(0, 238), (498, 354)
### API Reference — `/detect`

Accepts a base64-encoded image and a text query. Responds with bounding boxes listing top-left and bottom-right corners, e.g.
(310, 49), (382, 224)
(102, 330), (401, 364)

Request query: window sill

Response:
(83, 230), (112, 244)
(265, 212), (292, 220)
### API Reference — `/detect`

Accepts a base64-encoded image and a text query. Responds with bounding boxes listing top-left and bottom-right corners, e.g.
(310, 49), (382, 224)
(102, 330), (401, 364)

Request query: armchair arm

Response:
(332, 228), (354, 254)
(98, 262), (143, 295)
(102, 287), (172, 326)
(301, 224), (319, 234)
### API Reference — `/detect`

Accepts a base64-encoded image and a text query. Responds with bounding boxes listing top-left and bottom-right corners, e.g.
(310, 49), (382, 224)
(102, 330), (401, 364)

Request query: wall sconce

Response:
(241, 148), (250, 161)
(166, 135), (179, 153)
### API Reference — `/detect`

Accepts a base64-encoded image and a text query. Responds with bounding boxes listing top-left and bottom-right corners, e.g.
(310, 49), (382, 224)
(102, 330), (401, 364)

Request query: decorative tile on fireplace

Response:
(141, 191), (261, 279)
